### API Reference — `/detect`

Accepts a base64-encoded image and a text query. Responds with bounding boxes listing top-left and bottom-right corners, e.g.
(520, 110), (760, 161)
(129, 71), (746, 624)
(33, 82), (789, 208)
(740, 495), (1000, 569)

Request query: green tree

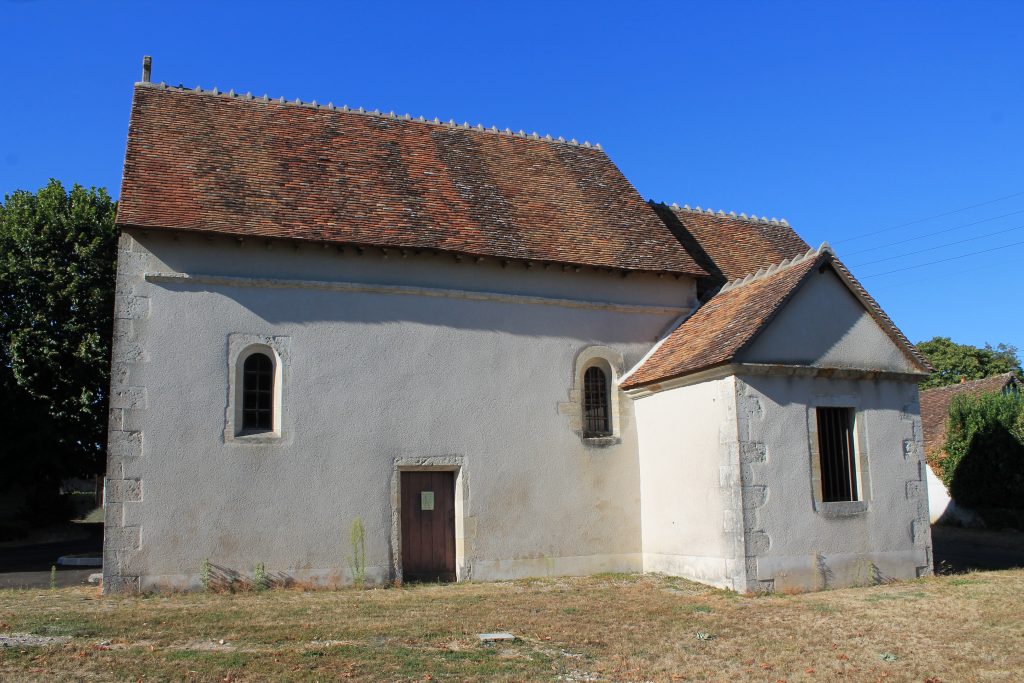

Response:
(0, 180), (117, 535)
(916, 336), (1022, 389)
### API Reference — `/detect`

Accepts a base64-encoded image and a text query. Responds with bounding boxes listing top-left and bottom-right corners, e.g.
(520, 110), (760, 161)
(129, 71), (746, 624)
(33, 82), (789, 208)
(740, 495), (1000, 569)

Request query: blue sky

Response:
(2, 1), (1022, 351)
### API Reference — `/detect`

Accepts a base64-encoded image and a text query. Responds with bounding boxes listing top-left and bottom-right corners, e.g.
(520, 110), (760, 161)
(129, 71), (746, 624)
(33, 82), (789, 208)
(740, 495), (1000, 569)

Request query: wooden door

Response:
(400, 471), (456, 582)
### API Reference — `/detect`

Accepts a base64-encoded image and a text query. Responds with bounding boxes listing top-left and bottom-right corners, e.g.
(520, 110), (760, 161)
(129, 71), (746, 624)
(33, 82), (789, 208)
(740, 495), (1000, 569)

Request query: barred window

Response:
(242, 352), (274, 432)
(582, 366), (611, 438)
(815, 407), (859, 502)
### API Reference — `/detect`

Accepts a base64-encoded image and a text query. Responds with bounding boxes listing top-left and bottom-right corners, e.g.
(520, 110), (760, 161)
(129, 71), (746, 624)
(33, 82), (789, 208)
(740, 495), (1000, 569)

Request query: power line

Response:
(843, 208), (1024, 257)
(834, 189), (1024, 245)
(858, 238), (1024, 278)
(865, 257), (1015, 290)
(850, 222), (1024, 268)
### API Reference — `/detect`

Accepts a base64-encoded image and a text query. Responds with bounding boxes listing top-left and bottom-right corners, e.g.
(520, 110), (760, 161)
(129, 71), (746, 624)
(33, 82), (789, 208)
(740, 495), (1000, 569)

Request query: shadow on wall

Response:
(949, 426), (1024, 529)
(153, 281), (678, 343)
(814, 553), (891, 590)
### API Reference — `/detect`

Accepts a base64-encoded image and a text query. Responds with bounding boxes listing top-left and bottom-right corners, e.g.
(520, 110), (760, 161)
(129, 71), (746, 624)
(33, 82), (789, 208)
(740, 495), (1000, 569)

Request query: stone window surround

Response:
(225, 334), (291, 444)
(559, 345), (625, 447)
(806, 393), (871, 517)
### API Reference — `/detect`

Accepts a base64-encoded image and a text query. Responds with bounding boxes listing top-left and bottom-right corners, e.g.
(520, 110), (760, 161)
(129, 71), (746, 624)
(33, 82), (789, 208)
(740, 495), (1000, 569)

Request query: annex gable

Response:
(740, 265), (921, 374)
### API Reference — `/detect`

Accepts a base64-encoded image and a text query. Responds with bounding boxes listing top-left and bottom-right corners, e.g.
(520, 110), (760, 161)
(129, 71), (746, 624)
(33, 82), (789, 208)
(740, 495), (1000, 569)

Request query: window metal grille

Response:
(582, 366), (611, 437)
(816, 407), (858, 502)
(242, 353), (274, 431)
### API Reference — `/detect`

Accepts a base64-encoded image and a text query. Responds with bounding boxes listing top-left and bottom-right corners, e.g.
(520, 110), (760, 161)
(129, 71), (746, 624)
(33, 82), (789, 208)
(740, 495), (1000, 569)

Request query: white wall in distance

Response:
(925, 466), (951, 523)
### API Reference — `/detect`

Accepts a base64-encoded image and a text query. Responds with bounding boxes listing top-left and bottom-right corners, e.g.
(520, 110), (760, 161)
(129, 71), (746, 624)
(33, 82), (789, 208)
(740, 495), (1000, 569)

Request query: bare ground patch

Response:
(0, 570), (1021, 681)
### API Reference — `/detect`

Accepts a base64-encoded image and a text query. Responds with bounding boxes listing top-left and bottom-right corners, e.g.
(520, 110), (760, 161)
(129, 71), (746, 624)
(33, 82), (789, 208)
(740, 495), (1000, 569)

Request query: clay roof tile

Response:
(116, 84), (705, 275)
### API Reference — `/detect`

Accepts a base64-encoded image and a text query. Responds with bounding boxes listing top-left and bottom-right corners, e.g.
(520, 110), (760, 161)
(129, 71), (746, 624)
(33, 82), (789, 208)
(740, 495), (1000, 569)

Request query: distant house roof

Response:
(650, 203), (810, 298)
(620, 245), (930, 390)
(116, 83), (705, 276)
(919, 373), (1022, 460)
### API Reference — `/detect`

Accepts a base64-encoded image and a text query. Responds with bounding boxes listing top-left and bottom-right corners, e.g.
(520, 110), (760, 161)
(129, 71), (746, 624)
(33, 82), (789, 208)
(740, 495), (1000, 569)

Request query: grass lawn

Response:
(1, 570), (1022, 682)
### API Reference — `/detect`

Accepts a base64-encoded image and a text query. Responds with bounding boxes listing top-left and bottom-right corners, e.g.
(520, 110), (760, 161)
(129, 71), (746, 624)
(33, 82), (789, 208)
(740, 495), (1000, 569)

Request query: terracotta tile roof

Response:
(621, 249), (823, 389)
(116, 83), (705, 275)
(919, 373), (1021, 461)
(650, 203), (810, 297)
(621, 246), (930, 390)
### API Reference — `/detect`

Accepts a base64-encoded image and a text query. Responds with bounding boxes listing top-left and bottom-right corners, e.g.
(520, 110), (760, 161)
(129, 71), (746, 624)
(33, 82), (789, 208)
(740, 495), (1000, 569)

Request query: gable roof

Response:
(620, 245), (930, 390)
(650, 202), (810, 298)
(116, 83), (705, 276)
(919, 373), (1021, 459)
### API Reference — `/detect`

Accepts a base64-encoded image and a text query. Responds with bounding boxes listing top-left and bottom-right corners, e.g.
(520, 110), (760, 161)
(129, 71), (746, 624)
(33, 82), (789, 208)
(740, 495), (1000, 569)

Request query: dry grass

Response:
(1, 570), (1022, 682)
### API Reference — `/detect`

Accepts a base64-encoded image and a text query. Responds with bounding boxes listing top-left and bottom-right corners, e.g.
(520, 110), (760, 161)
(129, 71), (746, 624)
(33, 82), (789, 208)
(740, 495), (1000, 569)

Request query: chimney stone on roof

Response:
(142, 56), (152, 83)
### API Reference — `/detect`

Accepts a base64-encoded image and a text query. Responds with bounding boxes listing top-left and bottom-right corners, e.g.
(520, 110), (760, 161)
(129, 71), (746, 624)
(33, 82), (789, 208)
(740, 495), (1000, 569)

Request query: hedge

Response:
(941, 390), (1024, 511)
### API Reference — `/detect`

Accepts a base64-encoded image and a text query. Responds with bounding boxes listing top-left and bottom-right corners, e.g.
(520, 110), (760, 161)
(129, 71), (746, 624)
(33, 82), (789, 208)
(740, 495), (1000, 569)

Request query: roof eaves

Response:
(620, 360), (735, 393)
(115, 222), (693, 277)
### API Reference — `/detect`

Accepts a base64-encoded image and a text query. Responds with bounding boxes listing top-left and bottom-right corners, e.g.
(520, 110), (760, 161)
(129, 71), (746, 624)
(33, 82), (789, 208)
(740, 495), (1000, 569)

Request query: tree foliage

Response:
(916, 336), (1022, 389)
(0, 180), (117, 534)
(941, 391), (1024, 512)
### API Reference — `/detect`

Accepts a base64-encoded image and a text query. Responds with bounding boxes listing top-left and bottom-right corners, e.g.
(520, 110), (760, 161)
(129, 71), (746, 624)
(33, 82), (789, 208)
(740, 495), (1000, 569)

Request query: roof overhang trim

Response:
(622, 362), (929, 398)
(117, 224), (693, 278)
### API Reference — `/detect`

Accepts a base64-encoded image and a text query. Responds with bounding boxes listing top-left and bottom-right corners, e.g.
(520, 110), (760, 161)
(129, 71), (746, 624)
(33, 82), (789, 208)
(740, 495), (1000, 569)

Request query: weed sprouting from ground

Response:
(253, 563), (269, 592)
(200, 558), (212, 592)
(348, 517), (366, 587)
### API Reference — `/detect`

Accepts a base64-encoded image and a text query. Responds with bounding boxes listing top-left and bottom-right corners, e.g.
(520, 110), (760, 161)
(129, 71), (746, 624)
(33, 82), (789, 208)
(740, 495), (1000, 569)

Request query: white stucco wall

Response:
(742, 267), (920, 374)
(926, 466), (952, 523)
(104, 230), (696, 591)
(733, 374), (931, 591)
(634, 376), (741, 589)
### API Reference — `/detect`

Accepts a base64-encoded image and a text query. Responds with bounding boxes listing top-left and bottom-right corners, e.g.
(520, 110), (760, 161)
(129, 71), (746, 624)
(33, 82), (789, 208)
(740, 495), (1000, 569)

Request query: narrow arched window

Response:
(242, 352), (274, 431)
(583, 366), (611, 437)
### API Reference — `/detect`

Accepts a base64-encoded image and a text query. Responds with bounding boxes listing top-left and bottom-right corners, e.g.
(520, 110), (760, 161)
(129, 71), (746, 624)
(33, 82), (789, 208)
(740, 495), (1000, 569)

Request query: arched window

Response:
(242, 352), (274, 432)
(582, 366), (611, 437)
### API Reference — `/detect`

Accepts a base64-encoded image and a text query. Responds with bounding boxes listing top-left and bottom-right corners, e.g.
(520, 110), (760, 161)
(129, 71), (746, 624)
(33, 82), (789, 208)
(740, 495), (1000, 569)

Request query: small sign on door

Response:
(421, 491), (435, 511)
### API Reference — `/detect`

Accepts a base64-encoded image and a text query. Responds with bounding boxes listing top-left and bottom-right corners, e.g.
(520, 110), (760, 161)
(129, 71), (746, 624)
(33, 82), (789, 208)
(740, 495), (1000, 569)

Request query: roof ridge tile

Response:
(649, 199), (790, 227)
(135, 81), (599, 150)
(718, 242), (832, 293)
